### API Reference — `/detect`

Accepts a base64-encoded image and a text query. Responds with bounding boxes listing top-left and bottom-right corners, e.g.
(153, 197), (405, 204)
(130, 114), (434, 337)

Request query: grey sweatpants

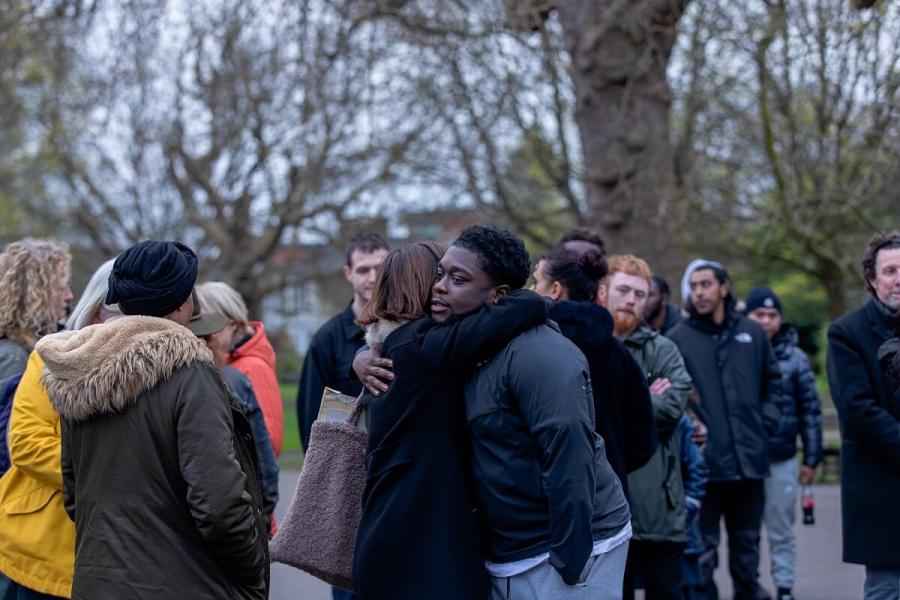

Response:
(490, 541), (629, 600)
(764, 458), (798, 589)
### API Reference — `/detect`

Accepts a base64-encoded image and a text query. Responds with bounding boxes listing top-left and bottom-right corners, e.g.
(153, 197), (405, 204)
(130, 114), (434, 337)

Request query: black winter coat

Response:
(354, 291), (549, 600)
(827, 299), (900, 568)
(549, 301), (657, 493)
(769, 325), (823, 466)
(464, 320), (632, 585)
(229, 390), (272, 589)
(668, 302), (784, 481)
(297, 303), (364, 450)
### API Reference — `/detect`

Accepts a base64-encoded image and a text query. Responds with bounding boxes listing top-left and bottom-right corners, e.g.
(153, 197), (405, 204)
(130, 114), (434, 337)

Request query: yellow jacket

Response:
(0, 351), (73, 597)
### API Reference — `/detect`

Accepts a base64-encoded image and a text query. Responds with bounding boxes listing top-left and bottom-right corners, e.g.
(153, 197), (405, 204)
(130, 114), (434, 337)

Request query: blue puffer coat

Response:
(769, 325), (823, 466)
(678, 414), (708, 556)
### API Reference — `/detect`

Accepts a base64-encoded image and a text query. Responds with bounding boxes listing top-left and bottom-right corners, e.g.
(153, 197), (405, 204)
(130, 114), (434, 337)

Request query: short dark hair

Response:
(692, 263), (730, 285)
(559, 227), (605, 255)
(345, 233), (390, 267)
(453, 226), (530, 289)
(357, 241), (444, 326)
(862, 230), (900, 296)
(539, 247), (607, 302)
(652, 274), (670, 297)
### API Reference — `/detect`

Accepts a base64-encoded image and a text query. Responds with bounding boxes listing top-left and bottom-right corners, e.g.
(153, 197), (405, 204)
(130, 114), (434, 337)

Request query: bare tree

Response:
(362, 3), (585, 248)
(553, 0), (691, 279)
(367, 1), (691, 278)
(675, 0), (900, 316)
(0, 1), (97, 242)
(7, 0), (894, 315)
(41, 0), (427, 315)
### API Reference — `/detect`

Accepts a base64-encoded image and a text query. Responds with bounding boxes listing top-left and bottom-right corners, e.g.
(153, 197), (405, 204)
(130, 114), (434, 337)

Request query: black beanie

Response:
(744, 286), (782, 314)
(106, 241), (199, 317)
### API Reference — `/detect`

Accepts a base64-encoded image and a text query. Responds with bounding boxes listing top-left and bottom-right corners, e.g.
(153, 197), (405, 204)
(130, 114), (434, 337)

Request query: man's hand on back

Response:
(352, 348), (394, 396)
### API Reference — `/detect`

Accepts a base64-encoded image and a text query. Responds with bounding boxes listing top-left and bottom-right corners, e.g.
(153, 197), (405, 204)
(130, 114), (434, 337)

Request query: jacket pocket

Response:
(366, 438), (414, 480)
(3, 486), (57, 515)
(576, 554), (600, 586)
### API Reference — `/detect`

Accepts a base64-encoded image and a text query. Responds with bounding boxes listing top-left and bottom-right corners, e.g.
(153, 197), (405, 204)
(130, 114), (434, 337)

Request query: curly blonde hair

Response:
(0, 239), (72, 349)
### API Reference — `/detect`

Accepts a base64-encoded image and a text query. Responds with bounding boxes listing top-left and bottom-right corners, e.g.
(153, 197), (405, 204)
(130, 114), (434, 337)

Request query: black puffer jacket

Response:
(769, 325), (823, 466)
(464, 321), (631, 585)
(549, 301), (657, 493)
(37, 316), (268, 600)
(668, 299), (785, 481)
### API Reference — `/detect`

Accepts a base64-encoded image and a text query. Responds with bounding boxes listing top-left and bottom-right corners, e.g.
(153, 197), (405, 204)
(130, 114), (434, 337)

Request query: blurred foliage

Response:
(270, 328), (303, 383)
(673, 0), (899, 319)
(734, 269), (829, 332)
(501, 127), (579, 257)
(279, 383), (303, 468)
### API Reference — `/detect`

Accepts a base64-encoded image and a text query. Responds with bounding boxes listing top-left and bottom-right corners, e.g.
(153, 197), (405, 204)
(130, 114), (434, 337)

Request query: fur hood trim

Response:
(36, 316), (214, 421)
(364, 319), (410, 352)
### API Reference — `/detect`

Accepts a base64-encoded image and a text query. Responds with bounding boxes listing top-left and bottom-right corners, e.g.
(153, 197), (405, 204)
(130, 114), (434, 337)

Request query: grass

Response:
(278, 383), (304, 470)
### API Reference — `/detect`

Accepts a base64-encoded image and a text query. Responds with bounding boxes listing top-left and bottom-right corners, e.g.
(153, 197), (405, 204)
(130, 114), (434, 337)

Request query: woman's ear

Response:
(489, 284), (511, 304)
(550, 281), (564, 301)
(596, 283), (608, 306)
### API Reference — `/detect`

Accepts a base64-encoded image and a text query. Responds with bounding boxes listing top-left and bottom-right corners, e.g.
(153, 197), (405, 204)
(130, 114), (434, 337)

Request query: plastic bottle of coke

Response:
(801, 486), (815, 525)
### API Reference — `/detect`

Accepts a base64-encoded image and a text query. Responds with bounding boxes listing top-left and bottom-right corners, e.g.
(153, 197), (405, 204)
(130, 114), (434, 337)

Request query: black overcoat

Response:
(353, 291), (548, 600)
(827, 299), (900, 568)
(548, 301), (657, 493)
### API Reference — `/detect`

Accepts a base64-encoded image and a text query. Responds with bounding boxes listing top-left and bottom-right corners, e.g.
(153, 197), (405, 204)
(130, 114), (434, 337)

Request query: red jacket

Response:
(230, 322), (283, 456)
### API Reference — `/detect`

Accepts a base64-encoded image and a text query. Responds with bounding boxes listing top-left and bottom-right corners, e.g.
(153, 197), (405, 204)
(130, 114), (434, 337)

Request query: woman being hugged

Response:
(352, 241), (548, 600)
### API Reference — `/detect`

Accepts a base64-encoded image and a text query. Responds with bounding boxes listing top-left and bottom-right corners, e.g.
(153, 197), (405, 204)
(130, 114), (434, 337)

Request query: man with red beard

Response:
(598, 255), (693, 600)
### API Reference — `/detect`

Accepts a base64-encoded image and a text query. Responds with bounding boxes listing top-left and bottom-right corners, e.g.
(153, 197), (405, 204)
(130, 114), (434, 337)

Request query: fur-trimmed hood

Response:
(364, 319), (410, 353)
(35, 315), (214, 421)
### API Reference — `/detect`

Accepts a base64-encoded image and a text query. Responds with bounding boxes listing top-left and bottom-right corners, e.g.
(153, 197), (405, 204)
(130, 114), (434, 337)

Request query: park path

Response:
(270, 471), (863, 600)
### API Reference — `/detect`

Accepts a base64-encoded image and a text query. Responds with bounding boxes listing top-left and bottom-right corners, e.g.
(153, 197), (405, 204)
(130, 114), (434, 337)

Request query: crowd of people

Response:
(0, 225), (896, 600)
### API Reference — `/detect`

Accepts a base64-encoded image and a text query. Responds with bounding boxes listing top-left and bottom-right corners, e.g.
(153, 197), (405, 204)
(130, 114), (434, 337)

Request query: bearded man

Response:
(598, 255), (693, 600)
(668, 260), (784, 600)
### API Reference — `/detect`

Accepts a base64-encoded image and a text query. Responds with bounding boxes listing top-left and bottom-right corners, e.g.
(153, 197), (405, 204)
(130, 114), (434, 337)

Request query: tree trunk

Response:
(819, 267), (849, 321)
(555, 0), (690, 284)
(235, 272), (264, 322)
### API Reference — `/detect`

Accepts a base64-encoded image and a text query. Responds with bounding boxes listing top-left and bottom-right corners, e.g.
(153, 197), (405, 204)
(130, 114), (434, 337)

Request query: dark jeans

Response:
(699, 479), (765, 600)
(0, 573), (65, 600)
(332, 588), (355, 600)
(624, 540), (685, 600)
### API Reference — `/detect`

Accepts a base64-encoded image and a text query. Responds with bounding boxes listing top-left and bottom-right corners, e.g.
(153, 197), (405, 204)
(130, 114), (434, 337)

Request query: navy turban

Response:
(106, 241), (199, 317)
